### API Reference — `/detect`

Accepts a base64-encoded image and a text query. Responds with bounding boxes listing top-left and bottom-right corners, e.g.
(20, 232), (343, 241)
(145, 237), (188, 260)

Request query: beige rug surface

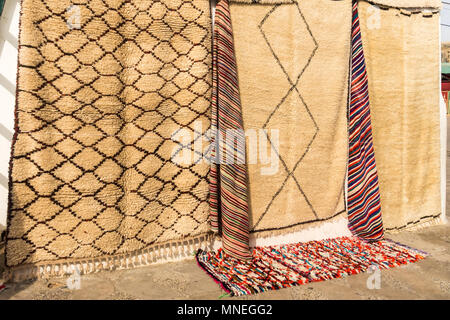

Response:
(6, 0), (212, 273)
(358, 1), (442, 231)
(229, 0), (351, 237)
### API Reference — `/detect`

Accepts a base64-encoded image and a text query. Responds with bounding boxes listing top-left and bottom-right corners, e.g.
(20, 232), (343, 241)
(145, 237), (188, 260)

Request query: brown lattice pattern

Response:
(7, 0), (211, 267)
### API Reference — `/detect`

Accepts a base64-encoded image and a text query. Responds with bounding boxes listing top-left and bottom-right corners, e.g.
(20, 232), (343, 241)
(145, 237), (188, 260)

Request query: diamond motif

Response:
(29, 147), (65, 171)
(27, 224), (58, 247)
(7, 0), (211, 267)
(53, 185), (81, 207)
(28, 173), (63, 197)
(27, 198), (62, 221)
(71, 196), (105, 220)
(95, 159), (123, 183)
(53, 74), (83, 95)
(251, 3), (319, 230)
(53, 162), (83, 183)
(73, 221), (103, 244)
(72, 148), (103, 171)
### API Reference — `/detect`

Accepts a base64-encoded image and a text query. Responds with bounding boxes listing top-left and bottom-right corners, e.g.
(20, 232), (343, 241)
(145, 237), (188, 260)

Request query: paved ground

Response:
(0, 120), (449, 300)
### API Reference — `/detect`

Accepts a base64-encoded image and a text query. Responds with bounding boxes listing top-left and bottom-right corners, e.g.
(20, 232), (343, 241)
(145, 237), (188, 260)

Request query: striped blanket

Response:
(347, 1), (384, 240)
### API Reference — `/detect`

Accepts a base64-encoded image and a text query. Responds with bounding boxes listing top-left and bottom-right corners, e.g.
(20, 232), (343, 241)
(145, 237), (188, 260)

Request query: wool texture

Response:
(358, 1), (442, 231)
(6, 0), (212, 271)
(228, 0), (350, 238)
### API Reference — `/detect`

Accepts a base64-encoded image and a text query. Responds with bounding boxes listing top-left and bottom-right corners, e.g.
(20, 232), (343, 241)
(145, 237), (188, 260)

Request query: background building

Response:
(443, 1), (450, 62)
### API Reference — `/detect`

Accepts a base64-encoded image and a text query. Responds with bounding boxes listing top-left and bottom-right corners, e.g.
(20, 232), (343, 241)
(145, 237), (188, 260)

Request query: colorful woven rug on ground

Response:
(358, 0), (443, 231)
(6, 0), (212, 278)
(196, 236), (428, 296)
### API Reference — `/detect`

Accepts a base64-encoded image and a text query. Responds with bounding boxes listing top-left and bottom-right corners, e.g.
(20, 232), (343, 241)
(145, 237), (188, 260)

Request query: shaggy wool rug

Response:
(358, 0), (443, 231)
(227, 0), (350, 239)
(6, 0), (212, 279)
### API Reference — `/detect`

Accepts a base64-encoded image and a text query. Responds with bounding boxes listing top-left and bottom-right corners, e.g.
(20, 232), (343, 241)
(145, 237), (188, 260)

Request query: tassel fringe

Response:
(363, 1), (440, 16)
(3, 234), (214, 283)
(386, 214), (447, 234)
(249, 216), (352, 248)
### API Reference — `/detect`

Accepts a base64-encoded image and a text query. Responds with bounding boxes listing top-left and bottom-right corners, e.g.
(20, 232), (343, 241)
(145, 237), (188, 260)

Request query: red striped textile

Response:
(347, 1), (384, 240)
(209, 0), (251, 260)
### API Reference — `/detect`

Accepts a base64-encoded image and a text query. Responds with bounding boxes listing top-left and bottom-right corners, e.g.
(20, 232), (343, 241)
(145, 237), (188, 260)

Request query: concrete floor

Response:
(0, 122), (449, 300)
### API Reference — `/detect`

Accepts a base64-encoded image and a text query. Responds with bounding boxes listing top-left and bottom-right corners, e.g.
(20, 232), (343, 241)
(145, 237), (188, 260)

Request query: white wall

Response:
(0, 0), (19, 227)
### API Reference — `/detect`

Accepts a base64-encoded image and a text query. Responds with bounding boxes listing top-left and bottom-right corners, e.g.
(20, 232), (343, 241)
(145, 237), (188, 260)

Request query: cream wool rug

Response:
(6, 0), (212, 279)
(229, 0), (351, 240)
(358, 0), (443, 231)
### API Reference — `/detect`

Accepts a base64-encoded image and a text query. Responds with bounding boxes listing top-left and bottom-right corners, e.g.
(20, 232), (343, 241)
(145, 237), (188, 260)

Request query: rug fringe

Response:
(386, 214), (447, 234)
(362, 0), (441, 15)
(384, 239), (429, 256)
(3, 233), (214, 283)
(248, 211), (349, 245)
(229, 0), (293, 4)
(195, 249), (233, 295)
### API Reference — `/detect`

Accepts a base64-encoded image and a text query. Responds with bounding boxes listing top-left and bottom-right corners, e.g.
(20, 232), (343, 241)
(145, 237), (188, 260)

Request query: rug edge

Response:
(249, 209), (348, 240)
(195, 249), (233, 296)
(3, 233), (214, 283)
(361, 0), (441, 12)
(385, 213), (447, 234)
(4, 0), (25, 271)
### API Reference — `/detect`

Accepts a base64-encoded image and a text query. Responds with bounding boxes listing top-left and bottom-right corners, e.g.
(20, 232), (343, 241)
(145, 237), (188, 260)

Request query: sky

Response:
(443, 2), (450, 42)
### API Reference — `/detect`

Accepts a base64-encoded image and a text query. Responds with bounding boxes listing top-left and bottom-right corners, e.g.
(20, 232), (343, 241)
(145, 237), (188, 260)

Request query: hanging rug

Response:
(6, 0), (212, 278)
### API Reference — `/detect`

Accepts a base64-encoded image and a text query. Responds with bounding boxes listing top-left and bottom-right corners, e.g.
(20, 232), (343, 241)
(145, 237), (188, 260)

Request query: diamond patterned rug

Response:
(6, 0), (212, 275)
(228, 0), (350, 238)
